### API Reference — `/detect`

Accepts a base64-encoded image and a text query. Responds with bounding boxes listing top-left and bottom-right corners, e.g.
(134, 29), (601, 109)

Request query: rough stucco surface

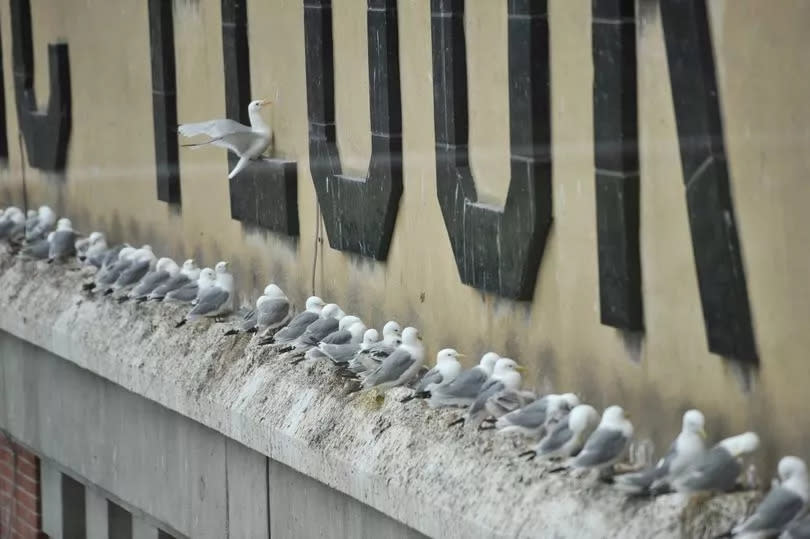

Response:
(0, 252), (759, 538)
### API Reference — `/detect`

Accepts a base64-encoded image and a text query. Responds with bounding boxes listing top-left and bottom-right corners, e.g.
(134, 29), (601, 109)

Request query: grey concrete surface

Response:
(0, 255), (760, 538)
(85, 487), (109, 539)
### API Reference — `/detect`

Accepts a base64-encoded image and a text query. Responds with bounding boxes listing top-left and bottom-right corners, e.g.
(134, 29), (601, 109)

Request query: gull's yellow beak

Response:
(455, 353), (466, 358)
(515, 365), (526, 373)
(699, 428), (707, 440)
(259, 99), (273, 107)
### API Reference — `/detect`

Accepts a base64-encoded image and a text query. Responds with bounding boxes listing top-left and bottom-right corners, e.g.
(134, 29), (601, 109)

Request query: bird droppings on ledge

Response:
(0, 247), (764, 539)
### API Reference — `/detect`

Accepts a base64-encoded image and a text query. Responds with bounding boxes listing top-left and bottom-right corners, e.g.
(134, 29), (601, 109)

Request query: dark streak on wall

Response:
(0, 24), (8, 163)
(222, 0), (300, 236)
(430, 0), (553, 300)
(148, 0), (181, 204)
(659, 0), (758, 362)
(303, 0), (403, 260)
(592, 0), (643, 330)
(10, 0), (71, 172)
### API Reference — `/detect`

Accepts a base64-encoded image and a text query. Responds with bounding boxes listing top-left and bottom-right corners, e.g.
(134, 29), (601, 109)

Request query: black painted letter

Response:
(430, 0), (552, 300)
(303, 0), (403, 260)
(222, 0), (299, 235)
(148, 0), (180, 204)
(660, 0), (757, 362)
(10, 0), (71, 171)
(592, 0), (643, 330)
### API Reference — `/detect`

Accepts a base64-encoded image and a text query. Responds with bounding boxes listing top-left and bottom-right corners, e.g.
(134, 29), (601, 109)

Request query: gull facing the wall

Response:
(178, 99), (273, 179)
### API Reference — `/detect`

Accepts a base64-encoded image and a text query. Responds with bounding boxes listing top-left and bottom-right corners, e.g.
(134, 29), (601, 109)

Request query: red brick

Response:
(14, 504), (41, 530)
(14, 488), (40, 516)
(14, 472), (38, 496)
(15, 458), (37, 479)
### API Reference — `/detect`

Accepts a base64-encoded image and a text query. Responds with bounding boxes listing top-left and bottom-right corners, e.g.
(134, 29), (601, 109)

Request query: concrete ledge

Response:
(0, 252), (757, 538)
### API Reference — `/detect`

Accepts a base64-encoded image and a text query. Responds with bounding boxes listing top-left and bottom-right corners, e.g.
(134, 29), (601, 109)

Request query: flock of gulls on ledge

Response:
(1, 204), (809, 538)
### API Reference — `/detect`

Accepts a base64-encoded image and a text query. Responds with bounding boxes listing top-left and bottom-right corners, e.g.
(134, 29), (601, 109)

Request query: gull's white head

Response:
(27, 209), (37, 219)
(320, 303), (342, 320)
(46, 232), (55, 242)
(382, 321), (402, 336)
(339, 315), (362, 331)
(561, 393), (581, 409)
(155, 257), (175, 272)
(256, 295), (272, 309)
(88, 231), (104, 243)
(493, 358), (523, 389)
(118, 247), (137, 261)
(198, 268), (216, 284)
(305, 296), (325, 313)
(135, 245), (156, 262)
(362, 328), (379, 345)
(479, 352), (500, 376)
(182, 259), (197, 271)
(779, 456), (807, 481)
(56, 218), (72, 230)
(682, 409), (706, 439)
(600, 405), (634, 437)
(720, 432), (760, 457)
(436, 348), (464, 364)
(778, 456), (809, 499)
(569, 404), (600, 434)
(248, 99), (272, 113)
(401, 327), (421, 346)
(39, 206), (55, 225)
(215, 260), (230, 273)
(263, 283), (285, 299)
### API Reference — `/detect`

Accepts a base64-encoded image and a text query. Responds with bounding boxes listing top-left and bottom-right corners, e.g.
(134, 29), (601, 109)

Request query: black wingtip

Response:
(81, 282), (95, 291)
(103, 289), (113, 296)
(46, 258), (55, 264)
(399, 394), (416, 403)
(518, 450), (537, 461)
(548, 466), (567, 474)
(174, 319), (187, 328)
(224, 329), (238, 336)
(117, 296), (129, 304)
(447, 417), (465, 428)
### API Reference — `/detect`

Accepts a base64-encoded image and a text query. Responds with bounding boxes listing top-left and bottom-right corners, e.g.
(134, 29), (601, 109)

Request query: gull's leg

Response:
(228, 155), (251, 179)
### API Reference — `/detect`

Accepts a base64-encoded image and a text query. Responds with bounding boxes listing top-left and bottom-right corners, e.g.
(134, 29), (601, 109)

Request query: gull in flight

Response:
(178, 99), (273, 179)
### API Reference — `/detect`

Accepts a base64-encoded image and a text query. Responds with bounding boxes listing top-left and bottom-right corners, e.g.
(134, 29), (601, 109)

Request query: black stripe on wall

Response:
(430, 0), (553, 300)
(592, 0), (643, 330)
(660, 0), (758, 362)
(303, 0), (404, 260)
(10, 0), (71, 172)
(222, 0), (299, 236)
(148, 0), (180, 204)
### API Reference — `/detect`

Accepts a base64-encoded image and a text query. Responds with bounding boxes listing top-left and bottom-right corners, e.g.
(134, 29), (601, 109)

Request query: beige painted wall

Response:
(1, 0), (809, 473)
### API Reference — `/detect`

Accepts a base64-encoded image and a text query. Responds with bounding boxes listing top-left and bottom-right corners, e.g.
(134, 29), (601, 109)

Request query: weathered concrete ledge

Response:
(0, 252), (757, 538)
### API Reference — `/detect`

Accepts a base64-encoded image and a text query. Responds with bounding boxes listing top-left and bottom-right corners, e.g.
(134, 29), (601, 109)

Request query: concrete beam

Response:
(0, 254), (757, 538)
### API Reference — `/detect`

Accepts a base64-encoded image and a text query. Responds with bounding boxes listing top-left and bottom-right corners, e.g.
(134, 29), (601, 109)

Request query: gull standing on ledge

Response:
(178, 99), (273, 179)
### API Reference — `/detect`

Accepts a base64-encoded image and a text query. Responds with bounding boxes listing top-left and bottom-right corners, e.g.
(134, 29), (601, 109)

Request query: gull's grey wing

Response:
(539, 421), (574, 454)
(321, 343), (361, 365)
(414, 368), (442, 393)
(488, 390), (529, 418)
(165, 281), (198, 303)
(151, 273), (190, 299)
(98, 260), (130, 286)
(297, 319), (339, 347)
(675, 446), (740, 493)
(274, 312), (319, 343)
(500, 398), (548, 428)
(188, 287), (230, 317)
(178, 119), (252, 138)
(735, 487), (805, 535)
(360, 342), (396, 358)
(49, 230), (77, 259)
(257, 299), (290, 329)
(116, 260), (150, 288)
(469, 380), (504, 417)
(437, 368), (487, 400)
(131, 270), (169, 298)
(784, 516), (810, 539)
(574, 427), (628, 467)
(364, 349), (415, 387)
(614, 466), (659, 494)
(318, 329), (351, 346)
(20, 238), (50, 259)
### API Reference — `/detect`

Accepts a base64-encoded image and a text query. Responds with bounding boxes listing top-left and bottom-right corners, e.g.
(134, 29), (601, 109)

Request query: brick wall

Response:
(0, 436), (43, 539)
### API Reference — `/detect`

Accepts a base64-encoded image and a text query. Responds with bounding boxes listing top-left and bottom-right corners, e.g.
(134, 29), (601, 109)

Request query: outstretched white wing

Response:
(178, 119), (266, 157)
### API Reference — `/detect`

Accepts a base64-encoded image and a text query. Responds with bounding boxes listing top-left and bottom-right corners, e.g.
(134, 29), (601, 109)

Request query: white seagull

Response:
(178, 99), (273, 179)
